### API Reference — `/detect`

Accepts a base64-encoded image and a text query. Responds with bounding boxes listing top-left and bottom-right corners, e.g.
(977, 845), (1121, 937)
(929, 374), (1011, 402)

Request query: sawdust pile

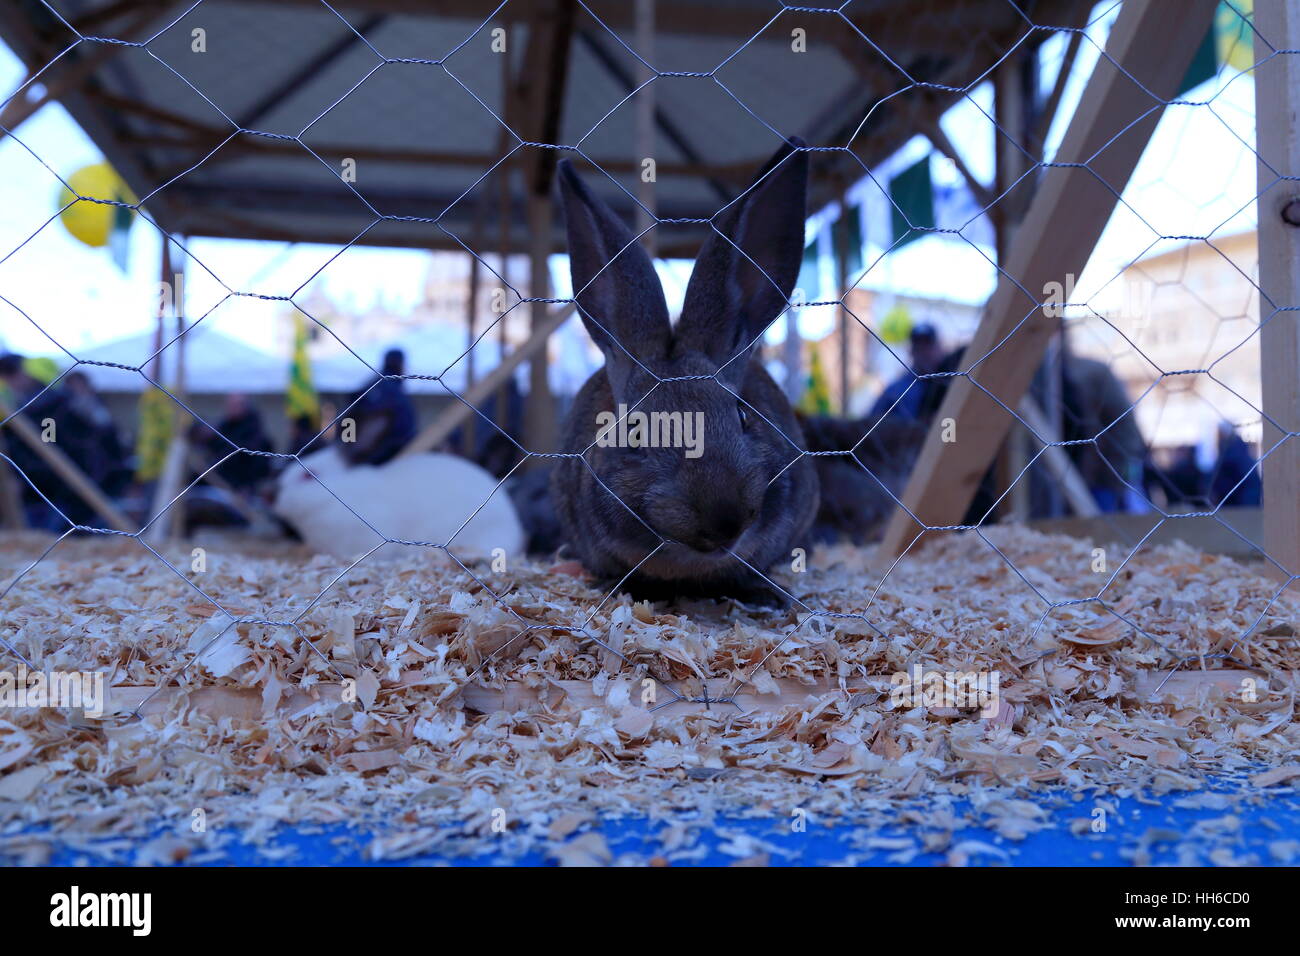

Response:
(0, 525), (1297, 864)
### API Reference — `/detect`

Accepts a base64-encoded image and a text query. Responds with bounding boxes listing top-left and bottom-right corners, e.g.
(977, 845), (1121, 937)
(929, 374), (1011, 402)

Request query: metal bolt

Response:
(1282, 197), (1300, 228)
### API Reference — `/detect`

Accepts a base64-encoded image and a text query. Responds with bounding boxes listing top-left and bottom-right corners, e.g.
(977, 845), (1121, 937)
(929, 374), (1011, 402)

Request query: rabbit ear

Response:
(676, 138), (808, 373)
(557, 160), (670, 380)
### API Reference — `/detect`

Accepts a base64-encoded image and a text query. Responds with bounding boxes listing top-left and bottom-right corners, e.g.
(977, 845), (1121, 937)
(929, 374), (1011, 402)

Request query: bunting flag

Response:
(889, 156), (936, 250)
(134, 386), (173, 482)
(1216, 0), (1254, 72)
(879, 302), (915, 346)
(23, 356), (59, 384)
(797, 345), (833, 416)
(1180, 0), (1254, 95)
(833, 202), (864, 277)
(287, 312), (320, 427)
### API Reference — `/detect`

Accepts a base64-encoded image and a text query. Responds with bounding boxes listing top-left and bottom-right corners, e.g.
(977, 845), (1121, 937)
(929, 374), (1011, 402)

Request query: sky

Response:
(0, 2), (1262, 369)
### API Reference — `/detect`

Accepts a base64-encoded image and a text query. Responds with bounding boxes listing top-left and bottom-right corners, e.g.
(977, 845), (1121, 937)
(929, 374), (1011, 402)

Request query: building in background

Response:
(1069, 231), (1260, 455)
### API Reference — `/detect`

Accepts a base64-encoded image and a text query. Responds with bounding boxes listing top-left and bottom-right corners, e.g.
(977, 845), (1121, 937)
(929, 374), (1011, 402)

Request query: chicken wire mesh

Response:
(0, 0), (1291, 727)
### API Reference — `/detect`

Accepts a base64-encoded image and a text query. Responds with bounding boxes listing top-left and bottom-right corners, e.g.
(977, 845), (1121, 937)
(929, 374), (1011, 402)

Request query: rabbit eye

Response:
(737, 401), (749, 430)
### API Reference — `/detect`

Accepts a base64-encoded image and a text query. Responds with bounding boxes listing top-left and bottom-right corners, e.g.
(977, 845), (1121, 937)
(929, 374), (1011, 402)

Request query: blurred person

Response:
(1058, 353), (1148, 513)
(1210, 422), (1261, 508)
(192, 393), (275, 493)
(61, 371), (129, 496)
(0, 355), (115, 529)
(0, 352), (44, 406)
(1147, 444), (1206, 508)
(868, 323), (947, 422)
(340, 348), (417, 466)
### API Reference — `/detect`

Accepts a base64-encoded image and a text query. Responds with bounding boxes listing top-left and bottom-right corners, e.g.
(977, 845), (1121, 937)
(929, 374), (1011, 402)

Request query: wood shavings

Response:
(1250, 766), (1300, 788)
(0, 525), (1298, 864)
(0, 763), (48, 800)
(550, 831), (612, 867)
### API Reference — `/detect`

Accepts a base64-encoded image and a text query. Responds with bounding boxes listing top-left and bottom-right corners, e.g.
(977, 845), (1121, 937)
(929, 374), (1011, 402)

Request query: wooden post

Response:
(525, 195), (556, 452)
(1255, 0), (1300, 580)
(833, 190), (852, 414)
(494, 49), (514, 441)
(143, 238), (186, 545)
(463, 245), (481, 455)
(168, 239), (189, 540)
(635, 0), (657, 257)
(516, 0), (574, 457)
(877, 0), (1218, 561)
(993, 51), (1034, 522)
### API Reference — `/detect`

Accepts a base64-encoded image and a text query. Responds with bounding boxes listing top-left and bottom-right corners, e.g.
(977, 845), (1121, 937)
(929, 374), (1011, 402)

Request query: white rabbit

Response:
(274, 445), (524, 563)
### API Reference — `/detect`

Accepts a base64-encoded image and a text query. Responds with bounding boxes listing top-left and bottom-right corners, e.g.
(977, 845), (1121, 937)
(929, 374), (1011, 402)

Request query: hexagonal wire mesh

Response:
(0, 0), (1292, 723)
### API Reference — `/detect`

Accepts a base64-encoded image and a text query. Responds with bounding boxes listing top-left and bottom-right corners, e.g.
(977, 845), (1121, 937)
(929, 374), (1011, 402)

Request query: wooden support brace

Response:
(1015, 394), (1100, 518)
(399, 304), (576, 458)
(878, 0), (1218, 561)
(0, 9), (154, 137)
(142, 434), (188, 545)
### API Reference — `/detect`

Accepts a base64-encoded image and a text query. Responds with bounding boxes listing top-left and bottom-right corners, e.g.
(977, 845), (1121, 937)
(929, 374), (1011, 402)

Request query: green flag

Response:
(1179, 0), (1255, 95)
(1179, 21), (1218, 95)
(834, 203), (864, 277)
(889, 157), (935, 250)
(287, 312), (320, 426)
(135, 386), (172, 482)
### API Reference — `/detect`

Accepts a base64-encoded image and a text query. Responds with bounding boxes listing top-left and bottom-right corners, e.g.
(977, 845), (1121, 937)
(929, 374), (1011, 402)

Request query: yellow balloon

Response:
(57, 162), (136, 248)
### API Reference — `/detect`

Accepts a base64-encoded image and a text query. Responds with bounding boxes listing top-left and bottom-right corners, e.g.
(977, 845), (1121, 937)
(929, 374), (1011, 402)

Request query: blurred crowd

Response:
(0, 332), (1266, 539)
(0, 348), (427, 533)
(862, 324), (1263, 517)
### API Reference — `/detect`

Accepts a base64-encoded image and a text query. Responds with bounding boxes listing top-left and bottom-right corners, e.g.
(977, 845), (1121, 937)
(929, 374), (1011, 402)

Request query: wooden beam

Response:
(399, 304), (575, 457)
(517, 0), (575, 455)
(1031, 27), (1085, 160)
(142, 433), (188, 545)
(993, 52), (1036, 522)
(143, 239), (187, 545)
(92, 87), (761, 186)
(634, 0), (657, 255)
(833, 186), (852, 415)
(0, 10), (156, 138)
(924, 118), (995, 211)
(1255, 0), (1300, 581)
(877, 0), (1218, 561)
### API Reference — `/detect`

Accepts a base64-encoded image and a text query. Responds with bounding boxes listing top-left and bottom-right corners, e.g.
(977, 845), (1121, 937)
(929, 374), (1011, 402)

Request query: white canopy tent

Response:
(65, 319), (595, 398)
(70, 325), (289, 395)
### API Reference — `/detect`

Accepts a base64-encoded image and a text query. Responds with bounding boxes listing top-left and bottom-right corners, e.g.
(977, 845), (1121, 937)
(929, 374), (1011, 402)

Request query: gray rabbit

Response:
(551, 139), (818, 604)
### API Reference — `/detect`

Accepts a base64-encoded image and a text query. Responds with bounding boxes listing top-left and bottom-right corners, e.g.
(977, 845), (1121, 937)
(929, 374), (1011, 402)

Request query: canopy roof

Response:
(0, 0), (1088, 257)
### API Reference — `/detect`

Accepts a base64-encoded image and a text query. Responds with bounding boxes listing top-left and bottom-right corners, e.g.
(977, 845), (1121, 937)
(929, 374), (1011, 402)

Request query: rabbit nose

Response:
(688, 503), (751, 552)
